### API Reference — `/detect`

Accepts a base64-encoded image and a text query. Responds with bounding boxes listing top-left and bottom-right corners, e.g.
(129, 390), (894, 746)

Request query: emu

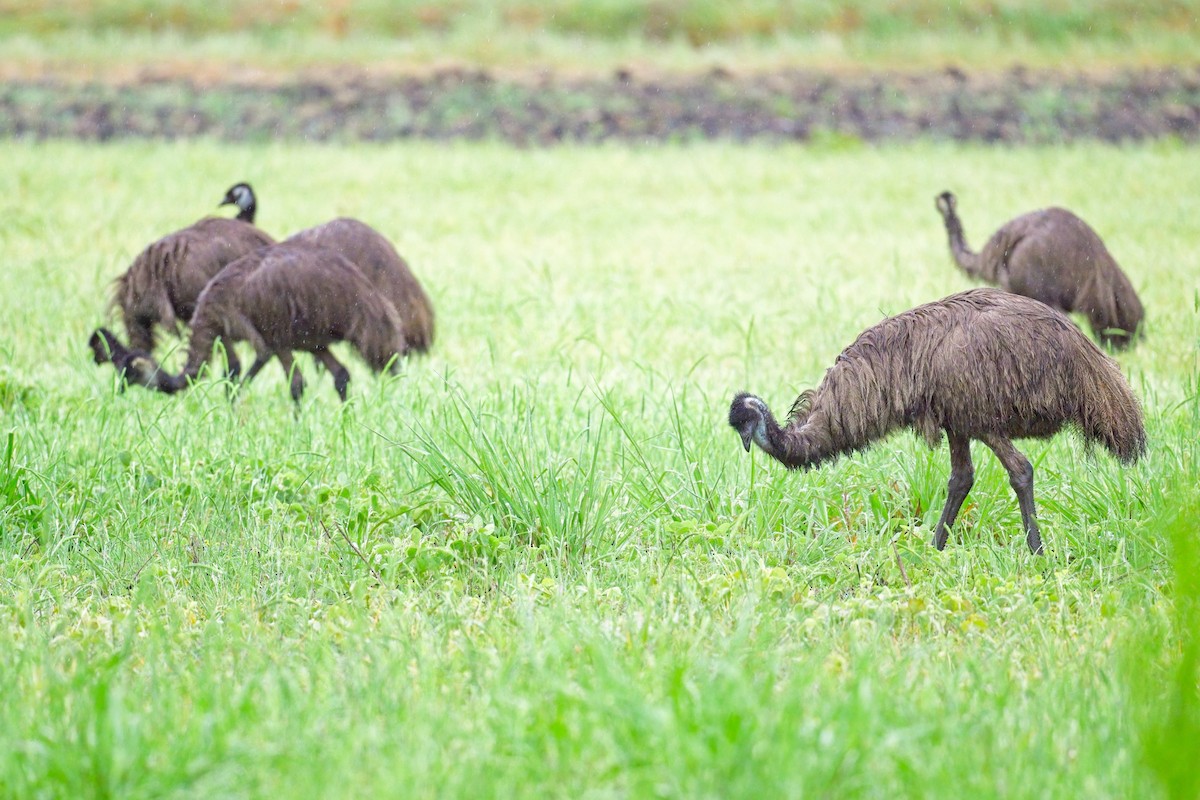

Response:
(91, 241), (408, 403)
(935, 191), (1143, 349)
(110, 182), (274, 354)
(728, 288), (1145, 554)
(284, 218), (435, 353)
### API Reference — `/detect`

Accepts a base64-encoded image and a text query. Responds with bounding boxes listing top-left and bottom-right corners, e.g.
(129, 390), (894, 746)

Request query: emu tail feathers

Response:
(348, 298), (409, 374)
(1078, 265), (1143, 349)
(1076, 348), (1147, 464)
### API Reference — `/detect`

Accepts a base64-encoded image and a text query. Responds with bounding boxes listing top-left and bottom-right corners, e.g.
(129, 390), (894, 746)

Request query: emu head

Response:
(728, 392), (770, 453)
(935, 191), (957, 219)
(118, 353), (164, 389)
(88, 327), (126, 365)
(220, 182), (256, 221)
(88, 328), (160, 389)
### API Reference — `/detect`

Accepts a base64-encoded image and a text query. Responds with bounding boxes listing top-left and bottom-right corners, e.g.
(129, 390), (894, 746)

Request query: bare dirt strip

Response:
(3, 66), (1199, 144)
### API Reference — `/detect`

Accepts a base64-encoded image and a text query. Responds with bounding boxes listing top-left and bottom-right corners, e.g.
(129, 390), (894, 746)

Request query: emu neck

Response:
(942, 212), (981, 276)
(754, 407), (823, 470)
(160, 324), (219, 392)
(157, 371), (190, 393)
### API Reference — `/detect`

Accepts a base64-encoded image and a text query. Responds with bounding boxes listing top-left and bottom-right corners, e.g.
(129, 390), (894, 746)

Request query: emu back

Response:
(285, 218), (435, 352)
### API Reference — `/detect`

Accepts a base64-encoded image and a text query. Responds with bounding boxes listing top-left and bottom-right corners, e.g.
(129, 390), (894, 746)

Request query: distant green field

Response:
(1, 140), (1199, 797)
(3, 0), (1200, 74)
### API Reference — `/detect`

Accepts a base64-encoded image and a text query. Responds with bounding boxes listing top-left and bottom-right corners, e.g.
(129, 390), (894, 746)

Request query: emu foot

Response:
(1025, 525), (1044, 555)
(932, 526), (950, 551)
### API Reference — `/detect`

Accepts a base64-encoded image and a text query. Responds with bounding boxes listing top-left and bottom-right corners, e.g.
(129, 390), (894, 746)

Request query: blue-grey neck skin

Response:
(233, 187), (255, 223)
(221, 184), (256, 223)
(757, 406), (799, 465)
(733, 393), (800, 466)
(746, 395), (822, 470)
(752, 415), (771, 453)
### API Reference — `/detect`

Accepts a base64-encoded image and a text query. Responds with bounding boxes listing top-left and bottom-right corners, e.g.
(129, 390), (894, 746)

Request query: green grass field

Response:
(1, 140), (1199, 797)
(4, 0), (1200, 76)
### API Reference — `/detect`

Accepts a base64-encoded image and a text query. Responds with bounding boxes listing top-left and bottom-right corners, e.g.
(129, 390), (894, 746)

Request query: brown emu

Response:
(110, 182), (274, 353)
(285, 218), (435, 353)
(728, 288), (1145, 554)
(935, 191), (1144, 349)
(92, 241), (408, 403)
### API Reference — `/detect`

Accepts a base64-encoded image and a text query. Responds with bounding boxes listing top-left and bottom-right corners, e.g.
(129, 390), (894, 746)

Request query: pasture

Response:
(1, 140), (1199, 797)
(5, 0), (1200, 74)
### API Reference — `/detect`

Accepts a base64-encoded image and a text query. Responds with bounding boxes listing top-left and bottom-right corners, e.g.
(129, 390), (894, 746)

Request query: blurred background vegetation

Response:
(2, 0), (1199, 73)
(1, 0), (1196, 45)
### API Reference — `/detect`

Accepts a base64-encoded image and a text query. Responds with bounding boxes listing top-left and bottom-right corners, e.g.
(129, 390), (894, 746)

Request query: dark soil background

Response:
(4, 66), (1200, 144)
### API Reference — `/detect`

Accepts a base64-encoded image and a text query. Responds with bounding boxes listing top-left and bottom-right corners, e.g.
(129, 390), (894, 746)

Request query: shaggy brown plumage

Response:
(93, 241), (408, 403)
(285, 218), (435, 353)
(110, 183), (274, 353)
(729, 288), (1146, 554)
(935, 191), (1144, 349)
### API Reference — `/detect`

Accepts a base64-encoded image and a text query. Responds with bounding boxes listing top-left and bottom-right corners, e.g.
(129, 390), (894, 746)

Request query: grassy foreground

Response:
(1, 140), (1199, 797)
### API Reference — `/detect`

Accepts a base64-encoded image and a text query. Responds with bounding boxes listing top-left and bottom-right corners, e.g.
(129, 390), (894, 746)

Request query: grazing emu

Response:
(728, 288), (1145, 554)
(935, 191), (1143, 349)
(110, 182), (274, 353)
(285, 218), (435, 353)
(92, 242), (408, 403)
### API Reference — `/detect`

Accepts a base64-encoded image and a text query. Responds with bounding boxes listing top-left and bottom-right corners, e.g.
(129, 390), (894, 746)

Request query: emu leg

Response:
(227, 351), (272, 402)
(276, 351), (305, 404)
(222, 345), (242, 384)
(124, 315), (156, 356)
(313, 348), (351, 403)
(221, 345), (242, 399)
(239, 353), (272, 387)
(981, 435), (1044, 555)
(932, 433), (975, 550)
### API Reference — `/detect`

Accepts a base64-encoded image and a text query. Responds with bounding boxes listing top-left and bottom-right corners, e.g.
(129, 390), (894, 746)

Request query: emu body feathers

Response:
(285, 218), (435, 353)
(729, 288), (1145, 554)
(111, 184), (273, 353)
(113, 218), (275, 353)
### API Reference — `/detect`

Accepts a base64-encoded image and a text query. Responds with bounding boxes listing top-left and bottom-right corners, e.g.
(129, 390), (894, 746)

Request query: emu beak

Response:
(739, 429), (753, 452)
